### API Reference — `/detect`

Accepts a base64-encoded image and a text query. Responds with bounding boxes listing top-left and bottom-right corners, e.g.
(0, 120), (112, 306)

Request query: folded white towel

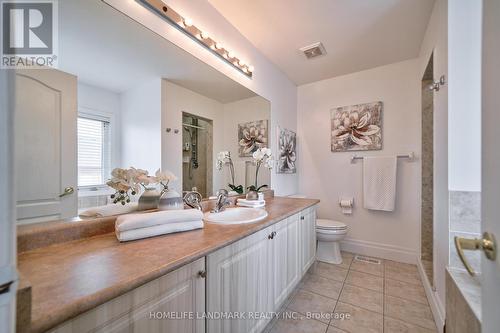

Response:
(79, 203), (138, 218)
(237, 198), (265, 205)
(116, 220), (203, 242)
(363, 156), (397, 211)
(115, 209), (203, 232)
(237, 203), (266, 208)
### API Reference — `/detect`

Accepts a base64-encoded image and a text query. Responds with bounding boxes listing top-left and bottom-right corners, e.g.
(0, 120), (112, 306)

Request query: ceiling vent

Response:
(300, 42), (327, 59)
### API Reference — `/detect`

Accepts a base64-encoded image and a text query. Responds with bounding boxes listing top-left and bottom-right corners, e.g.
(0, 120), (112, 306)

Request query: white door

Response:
(15, 69), (77, 223)
(481, 1), (500, 331)
(0, 69), (17, 333)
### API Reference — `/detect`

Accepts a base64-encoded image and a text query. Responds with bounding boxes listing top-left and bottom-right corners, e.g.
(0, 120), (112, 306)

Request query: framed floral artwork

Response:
(238, 120), (268, 157)
(331, 101), (382, 152)
(277, 127), (296, 173)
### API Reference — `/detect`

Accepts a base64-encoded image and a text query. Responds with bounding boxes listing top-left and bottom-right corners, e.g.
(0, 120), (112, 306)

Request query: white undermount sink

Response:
(203, 207), (268, 224)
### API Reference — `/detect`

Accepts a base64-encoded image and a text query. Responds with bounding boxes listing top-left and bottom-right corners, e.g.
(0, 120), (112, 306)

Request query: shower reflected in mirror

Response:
(182, 113), (213, 198)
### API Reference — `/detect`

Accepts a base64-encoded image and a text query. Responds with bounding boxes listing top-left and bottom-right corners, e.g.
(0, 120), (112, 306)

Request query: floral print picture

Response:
(238, 120), (268, 157)
(331, 101), (382, 152)
(277, 127), (296, 173)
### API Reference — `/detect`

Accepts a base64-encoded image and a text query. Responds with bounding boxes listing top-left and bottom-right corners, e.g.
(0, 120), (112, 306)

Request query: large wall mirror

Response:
(14, 0), (270, 224)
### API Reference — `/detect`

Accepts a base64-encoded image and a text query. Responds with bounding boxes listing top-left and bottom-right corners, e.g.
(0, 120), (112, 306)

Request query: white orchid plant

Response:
(216, 151), (244, 194)
(107, 167), (176, 205)
(248, 147), (273, 193)
(154, 169), (178, 194)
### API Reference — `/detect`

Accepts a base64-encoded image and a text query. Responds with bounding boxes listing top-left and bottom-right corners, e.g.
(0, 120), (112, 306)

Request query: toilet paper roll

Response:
(339, 199), (353, 215)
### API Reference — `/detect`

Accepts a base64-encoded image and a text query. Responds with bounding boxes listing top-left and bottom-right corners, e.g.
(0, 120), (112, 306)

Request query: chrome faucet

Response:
(212, 189), (230, 213)
(183, 191), (203, 210)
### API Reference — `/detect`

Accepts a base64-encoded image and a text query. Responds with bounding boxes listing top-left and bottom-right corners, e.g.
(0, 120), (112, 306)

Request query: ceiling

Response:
(209, 0), (435, 85)
(58, 0), (256, 103)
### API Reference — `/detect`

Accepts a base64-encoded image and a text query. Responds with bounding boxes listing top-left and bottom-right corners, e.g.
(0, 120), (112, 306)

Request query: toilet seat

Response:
(316, 219), (347, 231)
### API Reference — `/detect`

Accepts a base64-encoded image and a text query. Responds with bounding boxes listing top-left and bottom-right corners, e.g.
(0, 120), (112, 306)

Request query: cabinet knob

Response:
(300, 216), (305, 220)
(198, 270), (207, 278)
(268, 231), (277, 239)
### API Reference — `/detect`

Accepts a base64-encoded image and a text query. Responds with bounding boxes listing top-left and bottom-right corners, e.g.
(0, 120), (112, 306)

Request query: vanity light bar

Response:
(139, 0), (254, 77)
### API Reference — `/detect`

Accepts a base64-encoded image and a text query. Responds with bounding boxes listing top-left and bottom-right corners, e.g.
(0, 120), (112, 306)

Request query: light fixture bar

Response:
(139, 0), (253, 77)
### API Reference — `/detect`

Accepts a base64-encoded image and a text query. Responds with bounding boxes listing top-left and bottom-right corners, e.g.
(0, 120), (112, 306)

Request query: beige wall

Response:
(162, 81), (224, 195)
(104, 0), (298, 196)
(222, 96), (271, 191)
(417, 0), (448, 328)
(298, 59), (420, 263)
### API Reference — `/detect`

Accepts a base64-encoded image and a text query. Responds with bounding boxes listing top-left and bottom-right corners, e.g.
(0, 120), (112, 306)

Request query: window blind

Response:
(77, 116), (111, 187)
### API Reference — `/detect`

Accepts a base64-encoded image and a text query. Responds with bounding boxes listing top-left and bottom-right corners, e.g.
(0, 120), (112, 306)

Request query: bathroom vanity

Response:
(17, 197), (318, 333)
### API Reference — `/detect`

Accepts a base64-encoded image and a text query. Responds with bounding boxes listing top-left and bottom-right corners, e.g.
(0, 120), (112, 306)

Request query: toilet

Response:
(316, 219), (348, 265)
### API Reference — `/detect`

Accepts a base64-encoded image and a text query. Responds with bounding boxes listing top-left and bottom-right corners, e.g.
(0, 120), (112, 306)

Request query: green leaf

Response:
(256, 184), (268, 191)
(228, 184), (244, 194)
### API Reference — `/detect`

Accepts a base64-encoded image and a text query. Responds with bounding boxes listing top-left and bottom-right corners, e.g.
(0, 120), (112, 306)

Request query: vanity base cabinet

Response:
(300, 207), (317, 275)
(272, 214), (300, 310)
(206, 227), (273, 333)
(49, 258), (205, 333)
(207, 205), (317, 333)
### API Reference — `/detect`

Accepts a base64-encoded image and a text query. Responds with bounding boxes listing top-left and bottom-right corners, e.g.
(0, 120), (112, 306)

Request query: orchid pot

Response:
(138, 187), (161, 211)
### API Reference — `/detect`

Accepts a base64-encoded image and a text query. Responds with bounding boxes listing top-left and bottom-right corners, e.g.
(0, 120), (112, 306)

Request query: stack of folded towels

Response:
(236, 198), (266, 208)
(115, 209), (204, 242)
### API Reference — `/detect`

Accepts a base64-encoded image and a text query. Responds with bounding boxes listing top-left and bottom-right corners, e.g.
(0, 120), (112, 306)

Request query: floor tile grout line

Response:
(328, 256), (353, 330)
(384, 315), (439, 332)
(299, 286), (343, 301)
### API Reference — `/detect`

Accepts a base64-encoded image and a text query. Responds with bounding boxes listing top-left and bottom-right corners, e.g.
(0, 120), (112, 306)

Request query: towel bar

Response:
(350, 152), (414, 163)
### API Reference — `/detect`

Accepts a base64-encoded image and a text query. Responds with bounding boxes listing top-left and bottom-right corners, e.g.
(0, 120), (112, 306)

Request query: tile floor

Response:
(265, 252), (437, 333)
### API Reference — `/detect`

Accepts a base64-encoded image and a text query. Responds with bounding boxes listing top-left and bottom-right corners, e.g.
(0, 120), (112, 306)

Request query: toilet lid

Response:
(316, 219), (347, 230)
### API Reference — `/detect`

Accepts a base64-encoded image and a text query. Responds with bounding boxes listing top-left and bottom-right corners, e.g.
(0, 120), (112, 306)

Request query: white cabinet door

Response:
(50, 258), (205, 333)
(272, 214), (300, 309)
(15, 69), (77, 223)
(207, 227), (273, 333)
(300, 207), (317, 275)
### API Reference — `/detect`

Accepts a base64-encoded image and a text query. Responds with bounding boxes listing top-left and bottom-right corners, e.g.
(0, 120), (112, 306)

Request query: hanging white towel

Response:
(115, 209), (203, 232)
(116, 220), (204, 242)
(363, 156), (397, 211)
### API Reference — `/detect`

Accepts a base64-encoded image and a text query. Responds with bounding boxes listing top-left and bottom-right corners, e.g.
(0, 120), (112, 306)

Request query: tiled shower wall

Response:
(449, 191), (481, 273)
(421, 79), (434, 264)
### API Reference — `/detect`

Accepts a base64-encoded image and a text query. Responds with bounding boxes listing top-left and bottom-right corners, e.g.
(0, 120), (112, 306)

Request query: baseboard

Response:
(417, 259), (445, 333)
(340, 238), (417, 264)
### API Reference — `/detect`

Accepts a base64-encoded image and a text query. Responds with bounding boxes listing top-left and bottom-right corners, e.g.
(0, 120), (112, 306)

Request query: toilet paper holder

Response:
(339, 198), (354, 207)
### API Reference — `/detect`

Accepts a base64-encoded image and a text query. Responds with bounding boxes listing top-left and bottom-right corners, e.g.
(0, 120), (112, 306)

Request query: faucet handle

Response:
(183, 191), (203, 210)
(217, 189), (229, 197)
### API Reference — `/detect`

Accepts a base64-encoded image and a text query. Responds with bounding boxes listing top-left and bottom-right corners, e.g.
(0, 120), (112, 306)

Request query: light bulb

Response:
(183, 17), (193, 27)
(228, 51), (235, 58)
(248, 65), (254, 72)
(201, 31), (210, 40)
(215, 42), (224, 50)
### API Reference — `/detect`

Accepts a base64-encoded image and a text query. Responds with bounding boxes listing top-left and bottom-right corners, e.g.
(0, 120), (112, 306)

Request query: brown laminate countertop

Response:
(18, 197), (319, 333)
